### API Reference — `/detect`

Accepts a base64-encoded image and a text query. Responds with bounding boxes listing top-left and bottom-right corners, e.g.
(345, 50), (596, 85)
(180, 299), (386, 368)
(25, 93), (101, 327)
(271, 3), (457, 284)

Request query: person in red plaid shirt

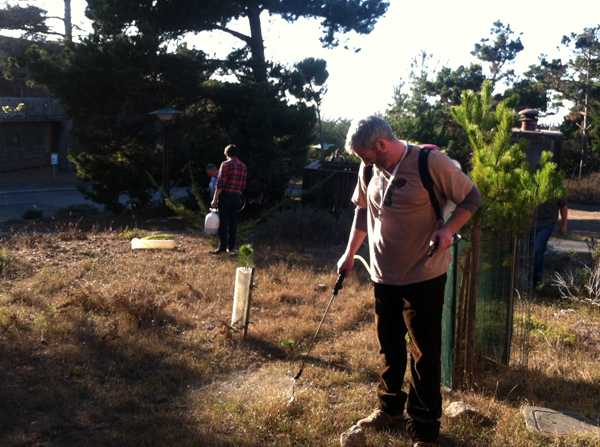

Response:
(210, 144), (247, 254)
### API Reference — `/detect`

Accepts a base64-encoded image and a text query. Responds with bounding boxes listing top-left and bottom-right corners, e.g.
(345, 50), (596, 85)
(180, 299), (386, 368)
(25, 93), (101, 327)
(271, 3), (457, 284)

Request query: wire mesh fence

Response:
(443, 227), (535, 389)
(476, 232), (514, 365)
(511, 232), (535, 369)
(476, 231), (534, 367)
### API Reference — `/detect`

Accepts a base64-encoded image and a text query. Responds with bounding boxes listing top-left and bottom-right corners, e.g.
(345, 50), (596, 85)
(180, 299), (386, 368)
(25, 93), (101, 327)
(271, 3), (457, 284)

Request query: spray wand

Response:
(288, 271), (346, 404)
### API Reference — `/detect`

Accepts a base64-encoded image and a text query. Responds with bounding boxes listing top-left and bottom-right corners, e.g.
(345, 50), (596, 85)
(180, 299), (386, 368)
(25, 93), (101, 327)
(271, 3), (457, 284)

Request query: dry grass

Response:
(1, 216), (599, 446)
(566, 172), (600, 204)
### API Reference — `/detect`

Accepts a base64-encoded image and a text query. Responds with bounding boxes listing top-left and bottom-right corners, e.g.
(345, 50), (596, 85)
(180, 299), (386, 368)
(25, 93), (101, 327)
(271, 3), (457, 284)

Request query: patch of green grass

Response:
(141, 233), (177, 240)
(118, 227), (146, 240)
(516, 314), (577, 347)
(0, 248), (11, 275)
(279, 338), (295, 349)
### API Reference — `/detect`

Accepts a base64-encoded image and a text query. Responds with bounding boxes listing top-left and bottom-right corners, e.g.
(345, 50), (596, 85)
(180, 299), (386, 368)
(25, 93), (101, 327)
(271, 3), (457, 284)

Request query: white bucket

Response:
(204, 209), (220, 235)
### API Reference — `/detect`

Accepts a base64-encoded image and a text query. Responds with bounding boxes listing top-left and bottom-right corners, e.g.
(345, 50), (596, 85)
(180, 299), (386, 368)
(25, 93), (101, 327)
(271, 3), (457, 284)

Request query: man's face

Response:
(354, 147), (377, 166)
(354, 139), (386, 168)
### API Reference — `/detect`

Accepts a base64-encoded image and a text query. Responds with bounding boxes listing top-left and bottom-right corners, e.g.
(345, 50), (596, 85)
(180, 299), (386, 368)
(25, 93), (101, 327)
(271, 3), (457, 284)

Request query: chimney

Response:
(518, 108), (539, 131)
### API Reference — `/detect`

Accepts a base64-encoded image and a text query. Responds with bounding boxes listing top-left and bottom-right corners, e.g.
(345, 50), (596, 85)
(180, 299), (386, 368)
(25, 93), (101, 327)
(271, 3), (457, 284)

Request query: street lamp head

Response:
(148, 107), (182, 122)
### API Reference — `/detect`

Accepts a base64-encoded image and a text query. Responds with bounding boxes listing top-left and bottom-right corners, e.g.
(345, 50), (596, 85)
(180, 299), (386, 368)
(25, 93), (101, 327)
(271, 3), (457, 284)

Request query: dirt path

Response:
(568, 202), (600, 235)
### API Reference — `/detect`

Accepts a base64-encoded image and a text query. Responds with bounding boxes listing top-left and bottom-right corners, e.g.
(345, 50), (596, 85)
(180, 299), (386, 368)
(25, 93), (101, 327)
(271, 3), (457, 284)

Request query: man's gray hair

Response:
(345, 115), (396, 154)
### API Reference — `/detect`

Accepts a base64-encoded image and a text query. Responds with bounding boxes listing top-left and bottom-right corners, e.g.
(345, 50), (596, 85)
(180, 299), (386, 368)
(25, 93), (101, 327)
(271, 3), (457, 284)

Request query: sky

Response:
(11, 0), (600, 124)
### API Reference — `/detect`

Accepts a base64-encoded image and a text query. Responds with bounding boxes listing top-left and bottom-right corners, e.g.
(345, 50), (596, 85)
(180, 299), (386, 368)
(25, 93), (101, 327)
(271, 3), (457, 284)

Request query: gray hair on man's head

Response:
(345, 115), (396, 154)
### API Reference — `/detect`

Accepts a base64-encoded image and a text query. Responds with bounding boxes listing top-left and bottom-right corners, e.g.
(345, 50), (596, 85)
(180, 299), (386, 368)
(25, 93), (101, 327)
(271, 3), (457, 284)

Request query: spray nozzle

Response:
(333, 271), (346, 295)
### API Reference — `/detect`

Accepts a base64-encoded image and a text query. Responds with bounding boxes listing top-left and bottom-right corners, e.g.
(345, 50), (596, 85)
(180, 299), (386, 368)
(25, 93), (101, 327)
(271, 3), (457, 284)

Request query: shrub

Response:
(238, 244), (255, 268)
(22, 208), (43, 220)
(553, 238), (600, 307)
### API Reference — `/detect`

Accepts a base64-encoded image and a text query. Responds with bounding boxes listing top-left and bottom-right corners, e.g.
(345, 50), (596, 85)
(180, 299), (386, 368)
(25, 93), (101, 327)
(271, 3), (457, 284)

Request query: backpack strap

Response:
(362, 146), (442, 222)
(363, 163), (373, 187)
(418, 148), (443, 223)
(362, 145), (413, 187)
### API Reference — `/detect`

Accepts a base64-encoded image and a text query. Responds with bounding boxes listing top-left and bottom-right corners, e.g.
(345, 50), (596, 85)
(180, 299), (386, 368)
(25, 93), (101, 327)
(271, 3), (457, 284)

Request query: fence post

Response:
(465, 217), (481, 387)
(453, 217), (481, 389)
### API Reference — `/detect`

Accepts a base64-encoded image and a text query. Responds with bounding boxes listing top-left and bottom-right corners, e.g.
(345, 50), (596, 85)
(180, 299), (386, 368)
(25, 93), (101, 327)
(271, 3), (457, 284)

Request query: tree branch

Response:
(41, 30), (65, 37)
(210, 24), (251, 44)
(44, 16), (84, 32)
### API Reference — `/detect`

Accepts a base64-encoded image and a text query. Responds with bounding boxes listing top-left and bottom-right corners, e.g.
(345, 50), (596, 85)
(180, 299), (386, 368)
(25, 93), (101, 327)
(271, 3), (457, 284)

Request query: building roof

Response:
(0, 96), (66, 122)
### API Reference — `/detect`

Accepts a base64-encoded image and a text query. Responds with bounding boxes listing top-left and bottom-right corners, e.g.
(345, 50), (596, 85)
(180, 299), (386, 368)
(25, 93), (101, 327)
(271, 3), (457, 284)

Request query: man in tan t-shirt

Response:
(337, 116), (480, 447)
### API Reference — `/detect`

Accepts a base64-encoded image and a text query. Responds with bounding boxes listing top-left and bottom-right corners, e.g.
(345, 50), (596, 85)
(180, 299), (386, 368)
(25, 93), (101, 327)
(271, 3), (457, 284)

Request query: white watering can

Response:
(204, 208), (220, 235)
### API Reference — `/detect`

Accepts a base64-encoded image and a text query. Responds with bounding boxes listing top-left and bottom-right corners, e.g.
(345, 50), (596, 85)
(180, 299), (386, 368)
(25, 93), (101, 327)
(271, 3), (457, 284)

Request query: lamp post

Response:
(148, 107), (182, 197)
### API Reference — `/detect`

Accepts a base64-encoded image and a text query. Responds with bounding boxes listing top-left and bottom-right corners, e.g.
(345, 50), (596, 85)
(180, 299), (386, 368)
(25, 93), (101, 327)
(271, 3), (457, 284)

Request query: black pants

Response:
(217, 192), (241, 251)
(373, 274), (446, 442)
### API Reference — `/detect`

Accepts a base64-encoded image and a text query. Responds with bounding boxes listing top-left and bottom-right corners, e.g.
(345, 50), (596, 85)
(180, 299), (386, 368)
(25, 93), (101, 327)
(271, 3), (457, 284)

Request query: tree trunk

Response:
(64, 0), (72, 43)
(247, 4), (267, 83)
(317, 103), (324, 151)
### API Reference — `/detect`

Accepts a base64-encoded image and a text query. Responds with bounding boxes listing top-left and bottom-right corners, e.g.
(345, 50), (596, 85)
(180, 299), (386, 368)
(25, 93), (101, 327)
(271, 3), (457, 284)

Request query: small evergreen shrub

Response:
(238, 244), (255, 268)
(22, 208), (43, 220)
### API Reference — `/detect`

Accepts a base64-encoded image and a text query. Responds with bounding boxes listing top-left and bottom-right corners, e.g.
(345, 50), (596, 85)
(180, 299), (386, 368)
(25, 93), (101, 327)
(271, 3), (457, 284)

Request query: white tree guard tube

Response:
(231, 267), (254, 333)
(131, 238), (176, 250)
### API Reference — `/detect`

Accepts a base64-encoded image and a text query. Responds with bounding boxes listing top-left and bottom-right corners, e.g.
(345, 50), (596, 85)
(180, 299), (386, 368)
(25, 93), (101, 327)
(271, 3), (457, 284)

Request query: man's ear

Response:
(374, 138), (386, 153)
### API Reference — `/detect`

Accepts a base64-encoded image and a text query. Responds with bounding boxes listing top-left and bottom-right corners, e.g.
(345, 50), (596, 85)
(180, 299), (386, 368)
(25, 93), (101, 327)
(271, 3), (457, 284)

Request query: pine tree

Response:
(451, 81), (564, 233)
(529, 26), (600, 177)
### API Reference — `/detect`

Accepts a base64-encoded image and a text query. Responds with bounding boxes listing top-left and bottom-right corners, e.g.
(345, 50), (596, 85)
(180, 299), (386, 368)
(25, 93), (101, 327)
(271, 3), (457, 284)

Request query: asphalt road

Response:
(0, 187), (100, 222)
(0, 186), (191, 223)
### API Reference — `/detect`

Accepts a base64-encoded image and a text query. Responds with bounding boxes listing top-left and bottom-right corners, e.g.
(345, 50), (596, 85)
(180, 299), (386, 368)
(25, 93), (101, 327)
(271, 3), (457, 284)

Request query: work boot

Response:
(406, 417), (440, 445)
(209, 249), (225, 255)
(356, 409), (405, 430)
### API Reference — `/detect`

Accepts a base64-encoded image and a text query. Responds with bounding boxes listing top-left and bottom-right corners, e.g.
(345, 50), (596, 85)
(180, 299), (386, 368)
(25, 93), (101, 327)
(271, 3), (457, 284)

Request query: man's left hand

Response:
(430, 227), (454, 253)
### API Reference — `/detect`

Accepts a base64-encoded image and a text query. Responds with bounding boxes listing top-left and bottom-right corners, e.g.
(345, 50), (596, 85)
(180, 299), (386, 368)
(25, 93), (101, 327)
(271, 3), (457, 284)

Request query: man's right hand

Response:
(337, 252), (355, 275)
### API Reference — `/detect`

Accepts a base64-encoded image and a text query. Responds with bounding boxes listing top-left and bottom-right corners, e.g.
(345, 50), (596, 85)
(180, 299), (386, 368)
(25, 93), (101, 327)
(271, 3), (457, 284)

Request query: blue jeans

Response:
(533, 223), (555, 286)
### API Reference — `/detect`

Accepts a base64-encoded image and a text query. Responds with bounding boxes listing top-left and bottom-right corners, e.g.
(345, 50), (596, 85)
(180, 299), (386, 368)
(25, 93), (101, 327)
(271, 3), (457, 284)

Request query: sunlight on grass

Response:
(0, 219), (599, 446)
